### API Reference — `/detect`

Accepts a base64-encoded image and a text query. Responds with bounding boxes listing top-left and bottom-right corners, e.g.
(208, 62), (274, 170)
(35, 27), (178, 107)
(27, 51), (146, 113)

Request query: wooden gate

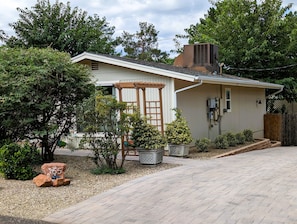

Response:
(264, 113), (297, 145)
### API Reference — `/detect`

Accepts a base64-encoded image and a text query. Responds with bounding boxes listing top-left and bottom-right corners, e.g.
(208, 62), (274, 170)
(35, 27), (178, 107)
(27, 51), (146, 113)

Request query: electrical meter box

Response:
(207, 98), (217, 109)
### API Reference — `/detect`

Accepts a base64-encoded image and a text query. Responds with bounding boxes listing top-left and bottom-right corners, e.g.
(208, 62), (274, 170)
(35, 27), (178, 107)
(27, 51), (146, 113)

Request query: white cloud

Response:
(1, 0), (296, 55)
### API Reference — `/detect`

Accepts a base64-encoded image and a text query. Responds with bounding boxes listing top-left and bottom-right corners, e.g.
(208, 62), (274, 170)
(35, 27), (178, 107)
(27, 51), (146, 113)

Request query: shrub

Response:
(195, 138), (211, 152)
(165, 108), (193, 145)
(79, 92), (130, 173)
(214, 135), (229, 149)
(235, 132), (246, 145)
(90, 166), (125, 175)
(243, 129), (254, 142)
(0, 142), (41, 180)
(131, 112), (166, 150)
(225, 132), (237, 147)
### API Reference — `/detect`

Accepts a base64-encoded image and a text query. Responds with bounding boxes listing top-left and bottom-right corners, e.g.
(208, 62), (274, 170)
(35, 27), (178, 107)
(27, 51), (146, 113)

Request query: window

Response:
(76, 83), (116, 132)
(96, 85), (115, 96)
(225, 88), (231, 112)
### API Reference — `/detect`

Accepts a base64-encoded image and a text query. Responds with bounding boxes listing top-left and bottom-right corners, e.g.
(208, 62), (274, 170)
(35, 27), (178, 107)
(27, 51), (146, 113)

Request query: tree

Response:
(4, 0), (116, 56)
(118, 22), (170, 62)
(179, 0), (297, 101)
(0, 47), (93, 161)
(78, 91), (130, 174)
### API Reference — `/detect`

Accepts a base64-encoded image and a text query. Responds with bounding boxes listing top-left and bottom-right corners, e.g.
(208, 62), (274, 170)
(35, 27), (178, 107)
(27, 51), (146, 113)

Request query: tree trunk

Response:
(42, 147), (54, 162)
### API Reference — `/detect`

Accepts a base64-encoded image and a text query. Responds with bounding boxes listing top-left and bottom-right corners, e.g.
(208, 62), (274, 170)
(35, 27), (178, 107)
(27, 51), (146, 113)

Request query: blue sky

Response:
(0, 0), (296, 55)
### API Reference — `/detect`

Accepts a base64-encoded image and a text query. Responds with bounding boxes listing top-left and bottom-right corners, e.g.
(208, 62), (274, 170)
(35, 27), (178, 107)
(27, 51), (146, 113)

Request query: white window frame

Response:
(95, 81), (119, 96)
(225, 88), (231, 112)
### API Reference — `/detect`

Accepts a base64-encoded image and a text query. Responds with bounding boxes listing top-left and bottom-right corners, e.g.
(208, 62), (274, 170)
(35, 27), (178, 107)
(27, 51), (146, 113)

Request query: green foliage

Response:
(90, 166), (125, 175)
(0, 143), (41, 180)
(0, 47), (93, 161)
(79, 92), (129, 173)
(195, 138), (211, 152)
(131, 112), (166, 150)
(214, 135), (229, 149)
(235, 132), (246, 145)
(57, 140), (67, 148)
(117, 22), (170, 62)
(224, 132), (237, 147)
(165, 108), (193, 145)
(180, 0), (297, 101)
(243, 129), (254, 142)
(5, 0), (116, 56)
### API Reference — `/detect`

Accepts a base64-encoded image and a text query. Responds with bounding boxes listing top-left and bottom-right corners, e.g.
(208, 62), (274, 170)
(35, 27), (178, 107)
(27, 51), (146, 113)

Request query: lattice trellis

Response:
(114, 82), (165, 157)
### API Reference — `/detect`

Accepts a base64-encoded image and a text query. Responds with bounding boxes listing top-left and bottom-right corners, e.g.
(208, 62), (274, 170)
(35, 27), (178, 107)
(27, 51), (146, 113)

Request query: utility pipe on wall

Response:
(173, 77), (203, 110)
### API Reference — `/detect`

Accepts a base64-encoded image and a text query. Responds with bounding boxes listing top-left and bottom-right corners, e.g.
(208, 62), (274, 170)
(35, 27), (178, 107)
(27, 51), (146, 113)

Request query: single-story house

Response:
(71, 43), (283, 142)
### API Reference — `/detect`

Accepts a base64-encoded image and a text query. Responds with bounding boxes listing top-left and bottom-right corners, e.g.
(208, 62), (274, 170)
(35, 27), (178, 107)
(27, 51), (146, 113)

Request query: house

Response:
(71, 43), (283, 142)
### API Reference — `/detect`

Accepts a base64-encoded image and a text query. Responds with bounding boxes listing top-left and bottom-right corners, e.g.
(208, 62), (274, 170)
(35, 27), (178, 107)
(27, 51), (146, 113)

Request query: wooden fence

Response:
(264, 113), (297, 146)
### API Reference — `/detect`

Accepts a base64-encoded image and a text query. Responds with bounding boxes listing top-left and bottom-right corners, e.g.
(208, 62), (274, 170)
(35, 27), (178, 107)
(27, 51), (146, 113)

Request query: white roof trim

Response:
(200, 76), (282, 89)
(72, 52), (283, 90)
(72, 52), (196, 82)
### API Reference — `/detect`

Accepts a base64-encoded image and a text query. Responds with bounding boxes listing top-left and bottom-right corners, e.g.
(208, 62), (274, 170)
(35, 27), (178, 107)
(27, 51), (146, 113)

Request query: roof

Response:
(71, 52), (283, 90)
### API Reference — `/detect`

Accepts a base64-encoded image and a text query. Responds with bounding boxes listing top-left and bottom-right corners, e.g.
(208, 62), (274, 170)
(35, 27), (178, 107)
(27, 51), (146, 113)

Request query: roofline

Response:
(72, 52), (283, 90)
(200, 76), (283, 89)
(71, 52), (197, 82)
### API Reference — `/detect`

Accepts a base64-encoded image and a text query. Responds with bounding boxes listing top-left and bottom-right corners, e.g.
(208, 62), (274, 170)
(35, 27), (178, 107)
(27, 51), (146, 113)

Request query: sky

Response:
(0, 0), (296, 56)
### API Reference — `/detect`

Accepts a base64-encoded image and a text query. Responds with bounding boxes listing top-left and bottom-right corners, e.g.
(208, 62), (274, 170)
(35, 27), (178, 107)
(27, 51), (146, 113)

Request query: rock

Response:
(41, 163), (66, 180)
(63, 179), (71, 186)
(52, 178), (65, 187)
(33, 162), (71, 187)
(33, 174), (52, 187)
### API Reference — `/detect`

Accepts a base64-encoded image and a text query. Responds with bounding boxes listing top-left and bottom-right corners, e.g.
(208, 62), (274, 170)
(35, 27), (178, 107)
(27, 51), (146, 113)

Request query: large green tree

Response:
(118, 22), (170, 62)
(0, 47), (93, 161)
(180, 0), (297, 101)
(4, 0), (116, 56)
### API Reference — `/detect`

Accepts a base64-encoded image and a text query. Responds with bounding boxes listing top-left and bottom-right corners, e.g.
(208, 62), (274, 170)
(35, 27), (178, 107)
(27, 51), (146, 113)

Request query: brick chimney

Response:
(173, 43), (219, 74)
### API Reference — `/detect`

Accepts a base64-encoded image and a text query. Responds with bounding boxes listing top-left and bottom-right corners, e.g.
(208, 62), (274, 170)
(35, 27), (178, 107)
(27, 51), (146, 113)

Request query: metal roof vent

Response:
(173, 43), (219, 73)
(91, 61), (99, 70)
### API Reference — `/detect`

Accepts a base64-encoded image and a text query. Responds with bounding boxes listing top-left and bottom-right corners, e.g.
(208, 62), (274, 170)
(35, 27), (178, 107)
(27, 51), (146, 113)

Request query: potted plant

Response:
(131, 112), (166, 165)
(165, 108), (193, 157)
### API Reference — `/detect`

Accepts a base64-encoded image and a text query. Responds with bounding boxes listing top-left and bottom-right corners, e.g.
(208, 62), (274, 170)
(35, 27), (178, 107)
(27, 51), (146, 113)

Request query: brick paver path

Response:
(43, 147), (297, 224)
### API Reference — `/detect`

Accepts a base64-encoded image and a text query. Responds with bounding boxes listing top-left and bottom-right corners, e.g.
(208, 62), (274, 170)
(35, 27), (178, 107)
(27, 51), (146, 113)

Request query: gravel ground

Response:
(0, 144), (248, 222)
(0, 155), (178, 221)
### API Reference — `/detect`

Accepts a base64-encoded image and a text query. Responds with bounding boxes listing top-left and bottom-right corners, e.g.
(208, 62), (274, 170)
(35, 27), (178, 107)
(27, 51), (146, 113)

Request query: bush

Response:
(0, 142), (41, 180)
(235, 132), (246, 145)
(214, 135), (229, 149)
(165, 109), (193, 145)
(243, 129), (254, 142)
(90, 166), (125, 175)
(195, 138), (211, 152)
(225, 132), (237, 147)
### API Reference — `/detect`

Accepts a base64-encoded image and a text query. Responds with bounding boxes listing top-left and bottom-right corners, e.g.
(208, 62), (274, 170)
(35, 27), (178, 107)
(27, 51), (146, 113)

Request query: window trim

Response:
(225, 88), (231, 112)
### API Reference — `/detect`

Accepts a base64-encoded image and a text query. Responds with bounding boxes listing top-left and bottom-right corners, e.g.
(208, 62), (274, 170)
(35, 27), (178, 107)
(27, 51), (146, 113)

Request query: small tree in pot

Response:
(131, 112), (166, 165)
(165, 108), (193, 157)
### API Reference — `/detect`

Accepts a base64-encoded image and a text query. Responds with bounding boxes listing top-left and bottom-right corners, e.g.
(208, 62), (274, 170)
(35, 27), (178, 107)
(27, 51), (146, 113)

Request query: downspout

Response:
(173, 77), (203, 109)
(266, 86), (284, 99)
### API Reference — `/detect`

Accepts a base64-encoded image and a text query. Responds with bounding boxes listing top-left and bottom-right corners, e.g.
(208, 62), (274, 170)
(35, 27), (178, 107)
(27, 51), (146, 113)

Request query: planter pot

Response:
(137, 148), (164, 165)
(168, 144), (189, 157)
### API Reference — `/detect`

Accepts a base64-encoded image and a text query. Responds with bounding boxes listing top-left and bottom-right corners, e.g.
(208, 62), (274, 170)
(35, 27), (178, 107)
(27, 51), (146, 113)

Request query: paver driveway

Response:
(43, 147), (297, 224)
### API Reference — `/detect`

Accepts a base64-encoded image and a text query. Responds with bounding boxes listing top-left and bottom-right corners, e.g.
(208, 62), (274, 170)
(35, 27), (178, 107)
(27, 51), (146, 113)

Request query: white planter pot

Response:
(168, 144), (189, 157)
(137, 148), (164, 165)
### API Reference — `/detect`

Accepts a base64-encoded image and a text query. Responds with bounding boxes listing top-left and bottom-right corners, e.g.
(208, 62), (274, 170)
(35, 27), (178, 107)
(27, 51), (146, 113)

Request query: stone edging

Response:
(213, 138), (281, 158)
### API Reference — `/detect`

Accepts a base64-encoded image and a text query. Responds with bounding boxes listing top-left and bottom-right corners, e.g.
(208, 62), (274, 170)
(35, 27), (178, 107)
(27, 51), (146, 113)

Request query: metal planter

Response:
(137, 148), (164, 165)
(168, 144), (189, 157)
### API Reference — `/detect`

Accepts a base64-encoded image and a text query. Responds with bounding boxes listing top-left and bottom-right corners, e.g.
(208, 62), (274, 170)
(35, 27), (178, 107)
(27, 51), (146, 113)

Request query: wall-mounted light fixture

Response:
(256, 99), (262, 105)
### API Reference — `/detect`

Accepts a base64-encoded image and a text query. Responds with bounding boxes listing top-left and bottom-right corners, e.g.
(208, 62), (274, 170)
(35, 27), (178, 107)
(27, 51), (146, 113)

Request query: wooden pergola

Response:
(114, 82), (165, 156)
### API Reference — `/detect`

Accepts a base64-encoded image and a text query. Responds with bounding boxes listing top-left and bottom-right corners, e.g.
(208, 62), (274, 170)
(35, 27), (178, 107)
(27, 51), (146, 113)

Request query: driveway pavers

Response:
(43, 147), (297, 224)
